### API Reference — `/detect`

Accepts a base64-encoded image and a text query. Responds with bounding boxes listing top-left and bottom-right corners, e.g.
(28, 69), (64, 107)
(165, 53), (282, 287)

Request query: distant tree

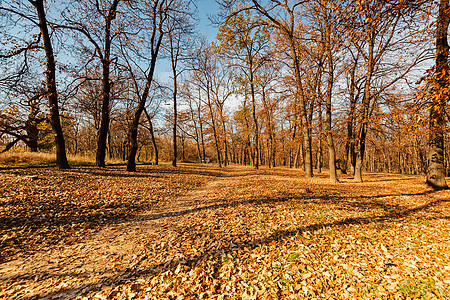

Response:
(164, 4), (194, 167)
(217, 9), (270, 169)
(190, 42), (224, 166)
(0, 82), (45, 153)
(246, 0), (314, 176)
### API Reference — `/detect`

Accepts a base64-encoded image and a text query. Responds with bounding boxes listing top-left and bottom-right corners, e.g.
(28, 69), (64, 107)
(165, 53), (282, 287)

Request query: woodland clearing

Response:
(0, 164), (449, 299)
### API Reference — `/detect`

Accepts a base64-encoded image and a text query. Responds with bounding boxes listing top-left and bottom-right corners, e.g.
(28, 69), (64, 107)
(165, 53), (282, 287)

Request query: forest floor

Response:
(0, 164), (449, 300)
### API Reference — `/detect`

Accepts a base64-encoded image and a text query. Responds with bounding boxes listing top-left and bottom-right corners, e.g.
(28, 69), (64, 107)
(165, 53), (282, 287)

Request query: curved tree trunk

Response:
(126, 6), (164, 172)
(33, 0), (69, 169)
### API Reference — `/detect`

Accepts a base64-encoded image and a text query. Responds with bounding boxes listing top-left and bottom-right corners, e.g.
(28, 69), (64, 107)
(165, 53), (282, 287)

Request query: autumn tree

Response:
(242, 0), (314, 176)
(257, 63), (281, 168)
(342, 0), (430, 182)
(312, 0), (340, 182)
(0, 79), (45, 153)
(163, 4), (194, 167)
(216, 8), (270, 169)
(189, 42), (225, 166)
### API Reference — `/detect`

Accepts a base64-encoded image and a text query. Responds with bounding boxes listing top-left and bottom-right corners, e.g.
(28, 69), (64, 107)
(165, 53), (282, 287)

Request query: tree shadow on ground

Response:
(16, 187), (448, 299)
(64, 165), (228, 179)
(0, 168), (442, 263)
(120, 188), (439, 224)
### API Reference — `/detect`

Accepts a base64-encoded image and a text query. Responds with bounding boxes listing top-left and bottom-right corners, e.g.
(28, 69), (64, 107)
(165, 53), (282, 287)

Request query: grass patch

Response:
(398, 278), (442, 299)
(287, 252), (300, 262)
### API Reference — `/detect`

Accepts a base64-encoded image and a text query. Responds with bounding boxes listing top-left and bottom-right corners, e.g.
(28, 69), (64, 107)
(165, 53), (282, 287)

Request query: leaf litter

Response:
(0, 165), (448, 299)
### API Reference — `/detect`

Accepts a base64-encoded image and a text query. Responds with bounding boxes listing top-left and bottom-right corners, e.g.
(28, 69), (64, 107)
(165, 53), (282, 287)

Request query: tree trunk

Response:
(324, 17), (338, 183)
(343, 53), (358, 175)
(33, 0), (69, 169)
(126, 18), (163, 172)
(144, 109), (158, 165)
(172, 71), (178, 167)
(289, 36), (312, 177)
(262, 86), (275, 168)
(95, 0), (119, 168)
(126, 103), (144, 172)
(221, 117), (229, 166)
(25, 113), (39, 152)
(427, 0), (449, 189)
(181, 135), (185, 160)
(249, 72), (259, 169)
(96, 60), (110, 167)
(354, 26), (375, 182)
(189, 92), (202, 163)
(198, 93), (206, 163)
(206, 83), (222, 167)
(317, 101), (323, 173)
(216, 102), (228, 166)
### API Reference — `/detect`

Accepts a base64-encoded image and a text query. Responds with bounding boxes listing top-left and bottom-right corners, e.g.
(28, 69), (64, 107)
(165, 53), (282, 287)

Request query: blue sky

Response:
(156, 0), (219, 82)
(196, 0), (219, 41)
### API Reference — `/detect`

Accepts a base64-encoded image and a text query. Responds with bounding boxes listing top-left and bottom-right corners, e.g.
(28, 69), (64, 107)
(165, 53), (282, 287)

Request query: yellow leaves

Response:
(1, 166), (450, 299)
(356, 0), (365, 12)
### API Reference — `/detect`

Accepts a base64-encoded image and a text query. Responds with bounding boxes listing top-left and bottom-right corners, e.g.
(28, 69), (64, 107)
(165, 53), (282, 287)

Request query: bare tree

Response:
(60, 0), (122, 167)
(0, 0), (69, 168)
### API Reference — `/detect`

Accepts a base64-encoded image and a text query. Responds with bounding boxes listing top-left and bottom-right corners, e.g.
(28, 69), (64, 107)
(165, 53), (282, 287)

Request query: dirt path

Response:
(0, 176), (231, 299)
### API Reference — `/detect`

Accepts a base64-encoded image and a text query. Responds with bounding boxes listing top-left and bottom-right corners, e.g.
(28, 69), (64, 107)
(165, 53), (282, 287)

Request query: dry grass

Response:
(0, 151), (55, 165)
(0, 150), (124, 166)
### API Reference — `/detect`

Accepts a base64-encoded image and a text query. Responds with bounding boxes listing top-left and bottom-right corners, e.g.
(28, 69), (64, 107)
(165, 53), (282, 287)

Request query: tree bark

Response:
(324, 15), (338, 183)
(172, 60), (178, 167)
(343, 52), (358, 175)
(206, 82), (222, 167)
(144, 108), (158, 165)
(126, 2), (164, 172)
(249, 70), (259, 169)
(32, 0), (69, 169)
(220, 114), (229, 166)
(96, 0), (120, 168)
(262, 86), (275, 168)
(354, 25), (375, 182)
(317, 98), (323, 173)
(288, 32), (313, 176)
(427, 0), (449, 189)
(25, 108), (39, 152)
